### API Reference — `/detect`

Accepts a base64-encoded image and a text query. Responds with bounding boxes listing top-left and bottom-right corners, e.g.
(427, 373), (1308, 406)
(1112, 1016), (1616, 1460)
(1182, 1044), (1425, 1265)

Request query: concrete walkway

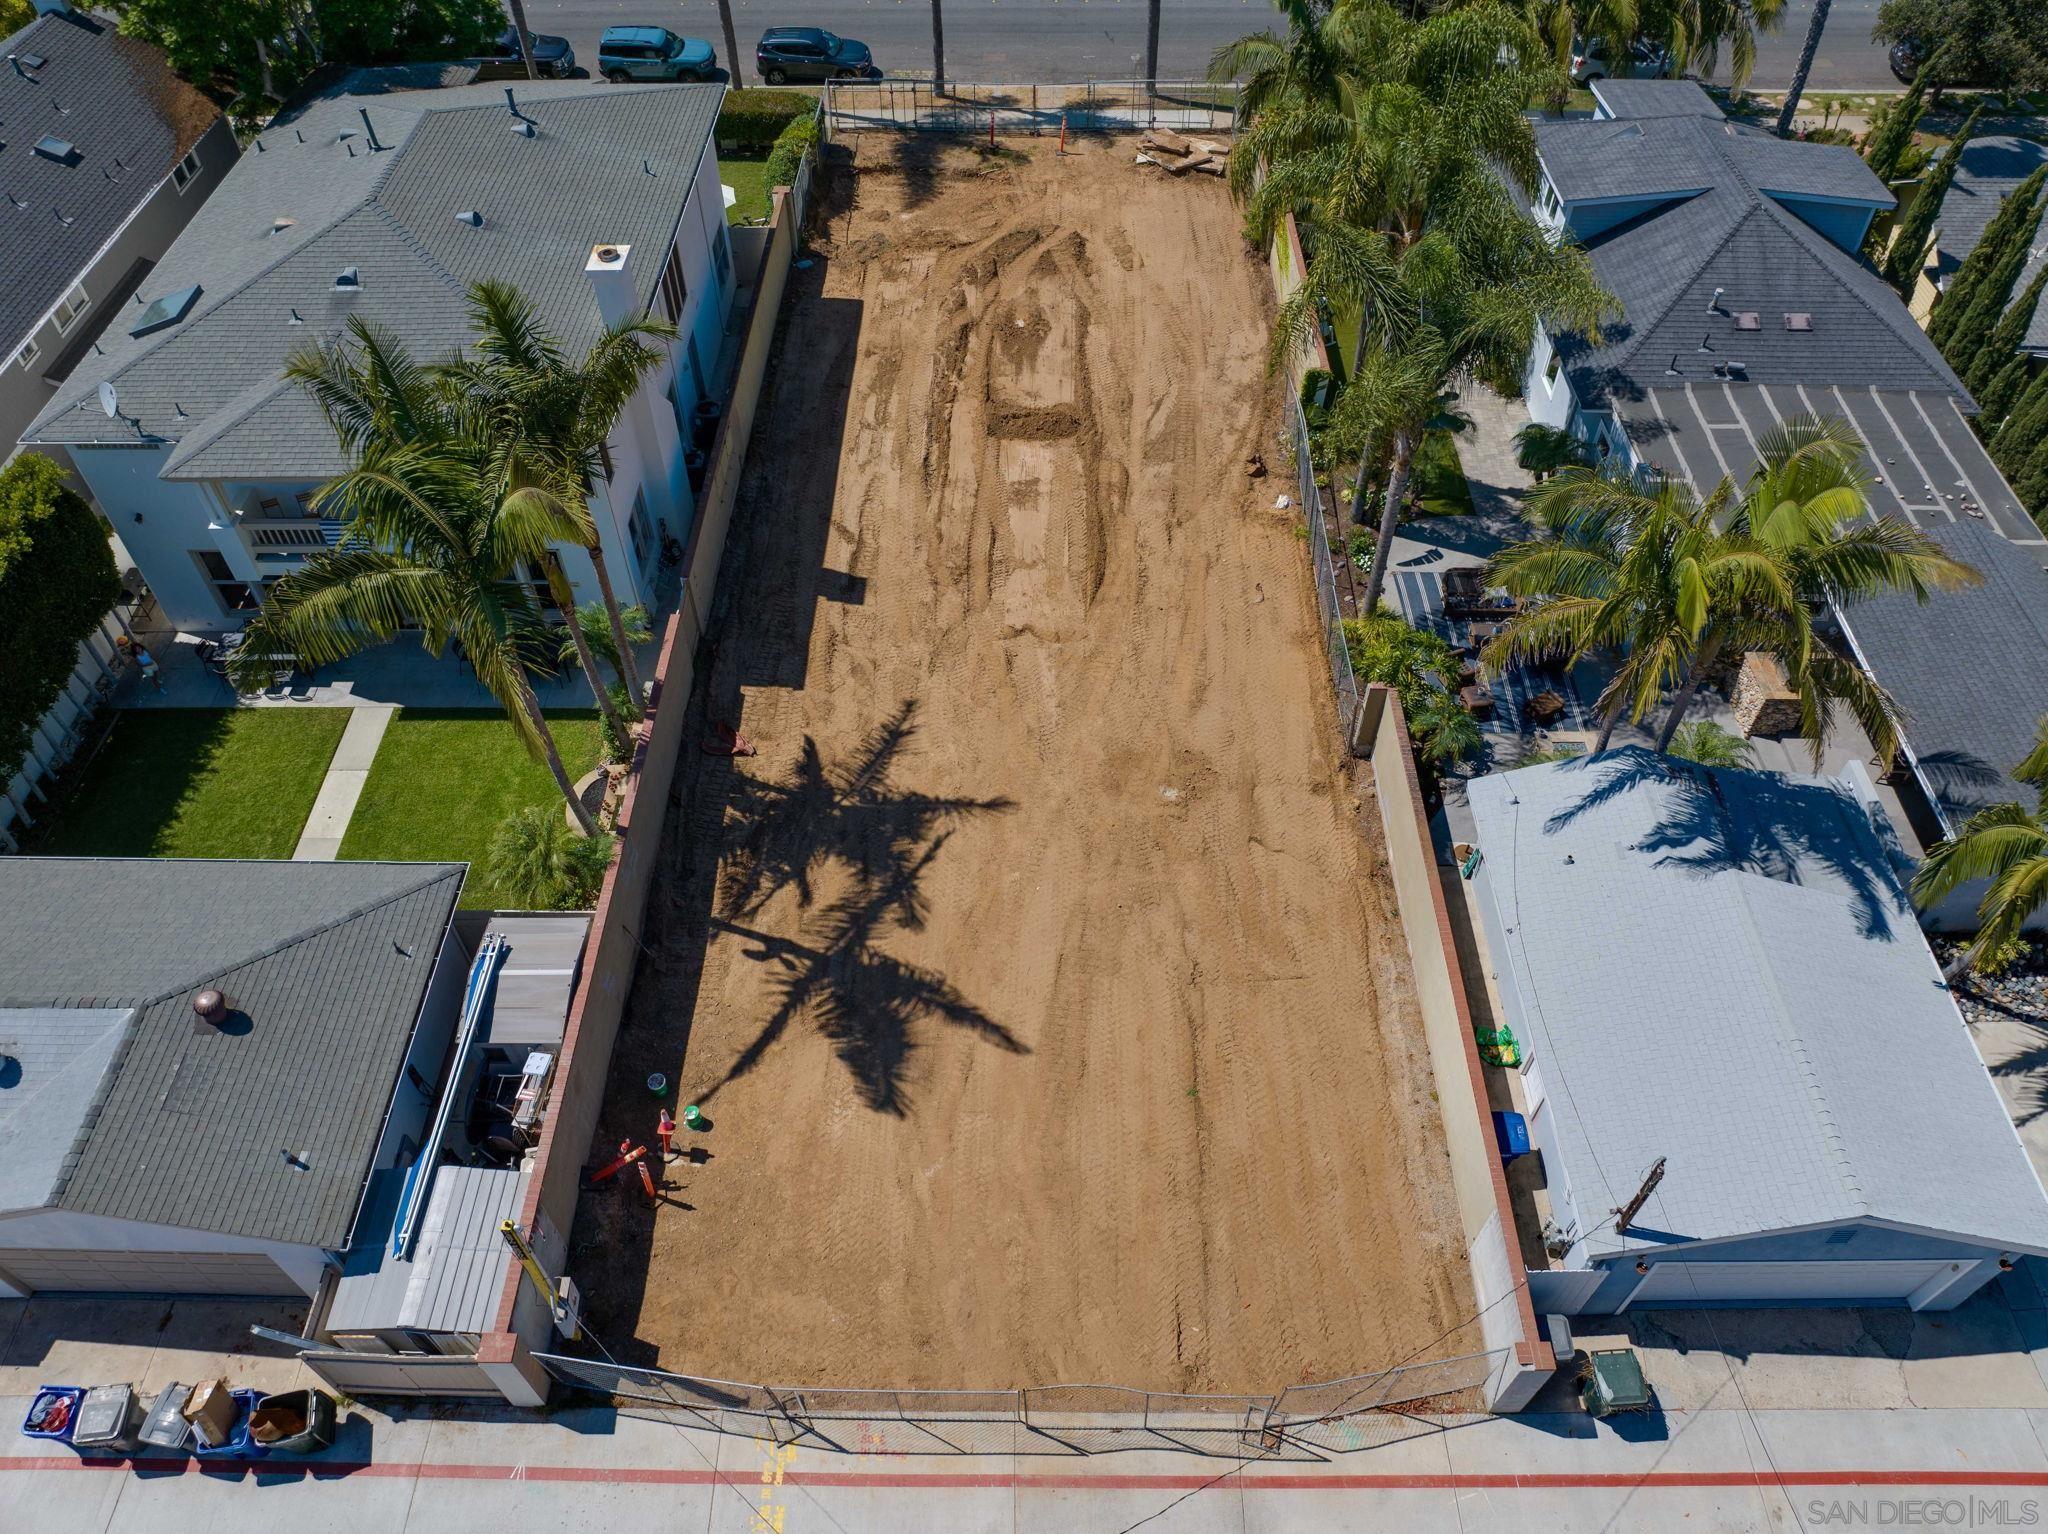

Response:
(292, 705), (394, 860)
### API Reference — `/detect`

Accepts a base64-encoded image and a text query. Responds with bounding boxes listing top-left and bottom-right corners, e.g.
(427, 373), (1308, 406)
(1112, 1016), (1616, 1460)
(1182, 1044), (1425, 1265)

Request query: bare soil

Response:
(572, 136), (1474, 1393)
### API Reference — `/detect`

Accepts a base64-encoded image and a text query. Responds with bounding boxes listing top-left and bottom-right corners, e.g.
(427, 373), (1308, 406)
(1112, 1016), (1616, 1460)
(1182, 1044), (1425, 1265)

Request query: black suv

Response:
(487, 26), (576, 78)
(755, 27), (878, 84)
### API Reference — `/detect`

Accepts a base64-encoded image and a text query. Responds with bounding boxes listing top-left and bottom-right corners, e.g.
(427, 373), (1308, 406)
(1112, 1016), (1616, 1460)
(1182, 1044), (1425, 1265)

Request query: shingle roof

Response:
(1934, 135), (2048, 357)
(1589, 78), (1724, 121)
(0, 1006), (132, 1215)
(1534, 108), (1963, 412)
(22, 79), (723, 479)
(1467, 749), (2048, 1260)
(0, 10), (219, 354)
(1837, 521), (2048, 834)
(0, 858), (465, 1247)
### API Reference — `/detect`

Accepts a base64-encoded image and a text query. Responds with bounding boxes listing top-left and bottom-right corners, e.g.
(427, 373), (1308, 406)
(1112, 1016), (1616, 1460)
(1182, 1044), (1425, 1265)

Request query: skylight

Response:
(129, 284), (202, 338)
(32, 134), (77, 165)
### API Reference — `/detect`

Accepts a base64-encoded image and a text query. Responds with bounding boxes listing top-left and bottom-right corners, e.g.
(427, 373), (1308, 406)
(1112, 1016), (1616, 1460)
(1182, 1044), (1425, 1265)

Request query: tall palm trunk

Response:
(521, 676), (597, 835)
(545, 554), (631, 750)
(1595, 691), (1626, 753)
(1146, 0), (1161, 94)
(931, 0), (946, 92)
(1654, 630), (1725, 751)
(584, 541), (644, 711)
(1358, 427), (1417, 618)
(716, 0), (743, 86)
(1775, 0), (1832, 136)
(501, 0), (540, 80)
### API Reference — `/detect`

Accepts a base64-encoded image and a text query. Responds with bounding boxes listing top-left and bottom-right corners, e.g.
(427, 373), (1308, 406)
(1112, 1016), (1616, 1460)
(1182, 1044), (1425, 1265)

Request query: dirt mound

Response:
(575, 137), (1474, 1394)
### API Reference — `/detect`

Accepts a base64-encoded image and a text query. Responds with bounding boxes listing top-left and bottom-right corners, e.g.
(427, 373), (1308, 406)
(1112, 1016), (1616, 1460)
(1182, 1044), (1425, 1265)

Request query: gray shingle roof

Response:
(0, 10), (219, 354)
(1934, 135), (2048, 357)
(0, 1006), (132, 1215)
(1467, 749), (2048, 1260)
(1837, 521), (2048, 834)
(1589, 78), (1723, 121)
(22, 79), (723, 479)
(1534, 108), (1965, 412)
(0, 858), (464, 1247)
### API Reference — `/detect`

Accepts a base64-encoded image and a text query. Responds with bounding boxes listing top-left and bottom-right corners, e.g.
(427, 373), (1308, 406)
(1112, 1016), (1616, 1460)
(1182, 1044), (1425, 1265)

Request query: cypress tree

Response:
(1977, 351), (2036, 429)
(1991, 367), (2048, 474)
(1948, 192), (2047, 380)
(1864, 69), (1931, 187)
(1884, 106), (1982, 298)
(1934, 165), (2048, 354)
(1965, 264), (2048, 396)
(2017, 432), (2048, 516)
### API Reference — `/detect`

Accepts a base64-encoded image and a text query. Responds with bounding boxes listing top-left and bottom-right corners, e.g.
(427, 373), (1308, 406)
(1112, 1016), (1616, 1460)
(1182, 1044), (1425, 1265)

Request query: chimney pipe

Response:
(1707, 286), (1726, 315)
(359, 107), (382, 152)
(504, 86), (522, 118)
(584, 244), (634, 329)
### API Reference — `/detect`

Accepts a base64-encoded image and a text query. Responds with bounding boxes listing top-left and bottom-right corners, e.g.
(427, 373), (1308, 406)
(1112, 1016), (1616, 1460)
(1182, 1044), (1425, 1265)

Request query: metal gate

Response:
(824, 80), (1238, 138)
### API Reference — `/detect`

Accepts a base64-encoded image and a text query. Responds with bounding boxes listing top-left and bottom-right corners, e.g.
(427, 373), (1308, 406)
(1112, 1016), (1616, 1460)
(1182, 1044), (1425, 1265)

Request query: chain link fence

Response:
(824, 80), (1238, 137)
(1292, 395), (1366, 752)
(533, 1347), (1501, 1458)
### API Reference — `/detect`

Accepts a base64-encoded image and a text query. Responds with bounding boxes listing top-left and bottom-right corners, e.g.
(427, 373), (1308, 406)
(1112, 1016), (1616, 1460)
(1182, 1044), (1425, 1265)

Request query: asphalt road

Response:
(521, 0), (1898, 92)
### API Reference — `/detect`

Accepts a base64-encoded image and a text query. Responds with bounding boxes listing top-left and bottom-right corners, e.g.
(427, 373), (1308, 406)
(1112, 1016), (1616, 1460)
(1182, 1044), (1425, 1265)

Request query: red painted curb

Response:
(4, 1458), (2047, 1491)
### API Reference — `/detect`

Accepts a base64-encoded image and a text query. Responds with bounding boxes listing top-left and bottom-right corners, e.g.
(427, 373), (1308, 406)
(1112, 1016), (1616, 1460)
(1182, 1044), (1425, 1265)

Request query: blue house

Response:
(1464, 749), (2048, 1314)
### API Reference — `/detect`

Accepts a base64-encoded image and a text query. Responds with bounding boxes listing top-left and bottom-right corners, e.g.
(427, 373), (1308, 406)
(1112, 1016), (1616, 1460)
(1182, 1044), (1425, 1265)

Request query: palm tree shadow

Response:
(701, 701), (1023, 1114)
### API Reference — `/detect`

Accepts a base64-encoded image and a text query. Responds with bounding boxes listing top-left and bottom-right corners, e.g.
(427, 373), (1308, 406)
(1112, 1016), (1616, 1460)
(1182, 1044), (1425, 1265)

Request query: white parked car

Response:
(1569, 36), (1674, 84)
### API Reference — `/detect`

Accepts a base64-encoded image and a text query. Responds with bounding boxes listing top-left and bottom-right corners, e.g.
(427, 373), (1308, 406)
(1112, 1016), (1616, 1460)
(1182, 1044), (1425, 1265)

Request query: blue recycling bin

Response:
(1492, 1109), (1530, 1163)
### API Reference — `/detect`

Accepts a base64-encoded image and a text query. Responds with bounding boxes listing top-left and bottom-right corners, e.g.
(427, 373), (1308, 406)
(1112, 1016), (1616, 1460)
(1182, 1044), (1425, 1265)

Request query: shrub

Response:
(718, 89), (815, 149)
(0, 454), (119, 790)
(600, 681), (638, 764)
(487, 804), (617, 909)
(764, 110), (819, 193)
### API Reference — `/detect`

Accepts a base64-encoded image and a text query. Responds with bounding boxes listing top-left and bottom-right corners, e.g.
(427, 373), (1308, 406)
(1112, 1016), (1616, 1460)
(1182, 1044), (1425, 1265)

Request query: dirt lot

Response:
(572, 136), (1474, 1393)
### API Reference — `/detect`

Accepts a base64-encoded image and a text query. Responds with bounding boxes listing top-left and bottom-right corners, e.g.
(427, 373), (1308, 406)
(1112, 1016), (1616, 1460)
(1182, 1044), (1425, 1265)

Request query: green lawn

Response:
(34, 708), (349, 860)
(338, 709), (604, 909)
(1415, 429), (1476, 517)
(722, 153), (772, 224)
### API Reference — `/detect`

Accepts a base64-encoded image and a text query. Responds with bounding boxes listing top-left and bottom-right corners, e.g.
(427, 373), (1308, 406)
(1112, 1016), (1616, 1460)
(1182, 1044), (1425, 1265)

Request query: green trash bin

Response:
(1579, 1349), (1651, 1419)
(247, 1388), (337, 1454)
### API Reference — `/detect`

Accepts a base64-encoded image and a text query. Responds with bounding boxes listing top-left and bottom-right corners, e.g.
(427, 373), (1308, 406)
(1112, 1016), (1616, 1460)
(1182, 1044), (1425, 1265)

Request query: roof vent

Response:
(1707, 286), (1726, 315)
(192, 988), (228, 1026)
(334, 265), (360, 291)
(455, 209), (484, 228)
(1784, 312), (1813, 332)
(269, 216), (295, 235)
(32, 133), (77, 165)
(1734, 311), (1761, 331)
(129, 284), (202, 337)
(512, 119), (536, 138)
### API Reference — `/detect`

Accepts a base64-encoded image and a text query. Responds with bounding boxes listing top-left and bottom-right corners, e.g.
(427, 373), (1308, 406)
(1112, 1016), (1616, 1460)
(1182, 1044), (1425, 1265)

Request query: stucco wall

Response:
(0, 1208), (330, 1297)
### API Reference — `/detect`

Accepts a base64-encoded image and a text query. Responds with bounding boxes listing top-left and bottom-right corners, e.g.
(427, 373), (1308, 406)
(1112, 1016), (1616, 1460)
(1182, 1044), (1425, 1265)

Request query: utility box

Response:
(1580, 1349), (1651, 1418)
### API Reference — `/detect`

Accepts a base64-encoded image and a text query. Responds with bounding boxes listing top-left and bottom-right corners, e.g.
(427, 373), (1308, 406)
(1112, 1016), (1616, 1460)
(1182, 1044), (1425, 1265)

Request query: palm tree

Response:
(715, 0), (743, 86)
(931, 0), (945, 91)
(245, 318), (602, 833)
(500, 0), (540, 80)
(1146, 0), (1162, 93)
(441, 281), (676, 716)
(1912, 717), (2048, 979)
(490, 804), (616, 909)
(559, 599), (652, 694)
(1666, 719), (1754, 768)
(1775, 0), (1831, 136)
(1637, 0), (1787, 91)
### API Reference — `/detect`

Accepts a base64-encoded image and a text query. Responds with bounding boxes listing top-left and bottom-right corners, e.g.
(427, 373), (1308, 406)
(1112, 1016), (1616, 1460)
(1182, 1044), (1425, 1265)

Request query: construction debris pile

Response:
(1136, 126), (1228, 177)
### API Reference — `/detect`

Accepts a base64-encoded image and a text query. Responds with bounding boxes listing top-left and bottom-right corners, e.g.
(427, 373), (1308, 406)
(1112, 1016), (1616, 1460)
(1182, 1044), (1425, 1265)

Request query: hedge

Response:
(764, 111), (819, 195)
(717, 89), (815, 149)
(0, 454), (120, 790)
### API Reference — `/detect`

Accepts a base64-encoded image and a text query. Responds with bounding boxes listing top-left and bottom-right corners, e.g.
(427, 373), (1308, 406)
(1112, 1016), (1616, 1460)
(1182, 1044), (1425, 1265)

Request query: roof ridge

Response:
(134, 863), (465, 1011)
(1603, 197), (1756, 375)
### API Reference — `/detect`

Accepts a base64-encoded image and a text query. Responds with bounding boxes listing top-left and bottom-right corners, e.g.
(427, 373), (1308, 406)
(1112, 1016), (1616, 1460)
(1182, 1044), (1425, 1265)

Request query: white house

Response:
(0, 1), (236, 478)
(21, 78), (734, 634)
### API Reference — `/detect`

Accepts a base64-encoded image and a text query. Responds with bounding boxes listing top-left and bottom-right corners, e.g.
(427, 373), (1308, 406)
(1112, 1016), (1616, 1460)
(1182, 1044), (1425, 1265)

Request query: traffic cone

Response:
(657, 1108), (675, 1161)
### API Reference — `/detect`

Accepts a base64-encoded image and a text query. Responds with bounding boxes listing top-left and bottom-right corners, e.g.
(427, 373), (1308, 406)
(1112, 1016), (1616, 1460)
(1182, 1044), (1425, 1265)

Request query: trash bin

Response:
(248, 1389), (336, 1454)
(21, 1385), (83, 1443)
(139, 1384), (193, 1454)
(190, 1388), (267, 1460)
(71, 1384), (143, 1455)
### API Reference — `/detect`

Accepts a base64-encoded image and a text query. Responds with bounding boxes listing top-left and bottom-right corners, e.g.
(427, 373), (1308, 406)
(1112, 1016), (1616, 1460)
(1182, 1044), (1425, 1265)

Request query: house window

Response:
(659, 244), (687, 322)
(628, 490), (656, 578)
(52, 284), (89, 333)
(194, 549), (256, 614)
(711, 224), (731, 288)
(12, 338), (38, 372)
(1545, 351), (1562, 388)
(171, 147), (203, 191)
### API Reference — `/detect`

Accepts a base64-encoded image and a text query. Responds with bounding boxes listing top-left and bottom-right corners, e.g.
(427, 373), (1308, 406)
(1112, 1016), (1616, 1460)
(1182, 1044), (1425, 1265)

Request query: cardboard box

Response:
(180, 1379), (236, 1448)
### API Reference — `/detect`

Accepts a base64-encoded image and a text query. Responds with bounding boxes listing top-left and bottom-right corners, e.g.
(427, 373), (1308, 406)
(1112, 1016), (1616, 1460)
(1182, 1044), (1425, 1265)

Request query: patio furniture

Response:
(1527, 690), (1567, 726)
(1460, 684), (1494, 720)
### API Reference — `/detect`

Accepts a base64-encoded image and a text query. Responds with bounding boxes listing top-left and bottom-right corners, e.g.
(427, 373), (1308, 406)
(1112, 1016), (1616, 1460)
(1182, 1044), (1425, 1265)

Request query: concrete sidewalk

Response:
(292, 705), (394, 859)
(9, 1395), (2048, 1533)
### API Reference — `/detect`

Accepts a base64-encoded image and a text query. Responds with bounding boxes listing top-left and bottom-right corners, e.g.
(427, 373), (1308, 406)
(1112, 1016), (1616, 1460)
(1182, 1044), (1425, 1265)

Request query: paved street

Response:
(523, 0), (1897, 92)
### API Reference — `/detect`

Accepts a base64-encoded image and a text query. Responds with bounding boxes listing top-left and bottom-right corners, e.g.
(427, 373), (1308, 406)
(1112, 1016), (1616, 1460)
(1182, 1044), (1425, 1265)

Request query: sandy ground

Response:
(572, 136), (1473, 1394)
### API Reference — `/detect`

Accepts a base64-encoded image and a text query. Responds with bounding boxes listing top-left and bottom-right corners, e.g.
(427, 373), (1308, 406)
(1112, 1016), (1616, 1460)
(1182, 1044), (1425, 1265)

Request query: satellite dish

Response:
(98, 381), (118, 419)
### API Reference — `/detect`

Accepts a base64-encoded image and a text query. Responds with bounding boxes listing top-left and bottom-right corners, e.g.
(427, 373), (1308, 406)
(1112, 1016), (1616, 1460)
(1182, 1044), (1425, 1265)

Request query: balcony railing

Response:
(242, 518), (344, 555)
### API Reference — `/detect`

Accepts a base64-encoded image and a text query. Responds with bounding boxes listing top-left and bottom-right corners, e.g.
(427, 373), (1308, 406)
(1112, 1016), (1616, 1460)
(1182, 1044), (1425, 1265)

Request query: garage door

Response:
(1625, 1259), (1952, 1307)
(0, 1247), (300, 1296)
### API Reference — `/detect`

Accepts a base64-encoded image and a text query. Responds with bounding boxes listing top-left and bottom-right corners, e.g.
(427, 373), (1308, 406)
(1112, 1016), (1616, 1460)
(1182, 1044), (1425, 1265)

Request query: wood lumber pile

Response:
(1136, 128), (1229, 177)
